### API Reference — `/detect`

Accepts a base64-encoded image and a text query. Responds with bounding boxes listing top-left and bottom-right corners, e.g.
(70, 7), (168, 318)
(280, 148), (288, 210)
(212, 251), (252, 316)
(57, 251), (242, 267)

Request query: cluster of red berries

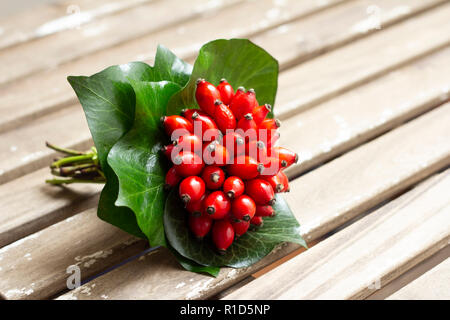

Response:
(161, 79), (298, 254)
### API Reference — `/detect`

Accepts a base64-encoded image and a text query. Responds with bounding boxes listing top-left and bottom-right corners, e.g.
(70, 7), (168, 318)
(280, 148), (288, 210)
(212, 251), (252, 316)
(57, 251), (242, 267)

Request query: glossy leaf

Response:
(166, 38), (279, 117)
(68, 63), (151, 238)
(169, 246), (220, 277)
(108, 81), (181, 247)
(68, 45), (191, 238)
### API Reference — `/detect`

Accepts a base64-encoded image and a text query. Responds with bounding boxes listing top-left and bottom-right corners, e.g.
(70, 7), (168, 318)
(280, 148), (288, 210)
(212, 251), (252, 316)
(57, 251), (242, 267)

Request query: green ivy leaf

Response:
(169, 246), (220, 277)
(68, 46), (192, 238)
(166, 39), (279, 117)
(68, 62), (152, 238)
(108, 81), (181, 247)
(164, 191), (307, 268)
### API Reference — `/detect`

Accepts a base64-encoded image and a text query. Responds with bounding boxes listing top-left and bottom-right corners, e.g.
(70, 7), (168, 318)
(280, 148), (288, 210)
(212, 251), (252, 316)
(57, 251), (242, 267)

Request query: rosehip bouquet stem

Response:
(47, 39), (306, 276)
(45, 142), (105, 185)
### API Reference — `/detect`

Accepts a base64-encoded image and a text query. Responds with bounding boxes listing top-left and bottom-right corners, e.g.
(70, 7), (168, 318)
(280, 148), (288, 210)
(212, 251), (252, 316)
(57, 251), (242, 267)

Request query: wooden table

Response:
(0, 0), (449, 300)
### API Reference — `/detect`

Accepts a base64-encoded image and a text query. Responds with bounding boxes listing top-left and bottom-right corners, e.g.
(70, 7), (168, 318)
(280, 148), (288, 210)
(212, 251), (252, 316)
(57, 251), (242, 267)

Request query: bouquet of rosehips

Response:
(47, 39), (306, 276)
(162, 79), (298, 253)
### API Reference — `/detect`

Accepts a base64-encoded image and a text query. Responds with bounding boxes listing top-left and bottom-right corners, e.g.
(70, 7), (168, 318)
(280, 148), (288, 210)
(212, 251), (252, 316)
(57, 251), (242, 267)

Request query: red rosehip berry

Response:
(173, 151), (204, 177)
(214, 101), (236, 134)
(189, 214), (212, 239)
(165, 166), (182, 189)
(265, 130), (280, 149)
(229, 88), (257, 120)
(268, 146), (299, 169)
(195, 79), (221, 116)
(245, 179), (276, 205)
(179, 176), (206, 205)
(252, 104), (271, 126)
(161, 144), (175, 160)
(212, 220), (235, 254)
(227, 155), (264, 180)
(174, 134), (202, 155)
(223, 176), (245, 199)
(222, 131), (245, 157)
(236, 113), (258, 137)
(245, 140), (267, 163)
(203, 191), (231, 220)
(259, 118), (281, 131)
(201, 166), (225, 190)
(259, 156), (282, 176)
(261, 171), (284, 193)
(161, 115), (193, 141)
(181, 108), (205, 119)
(276, 170), (290, 192)
(185, 194), (206, 217)
(216, 79), (234, 105)
(203, 141), (230, 166)
(250, 215), (264, 227)
(231, 195), (256, 221)
(255, 205), (275, 217)
(231, 219), (250, 238)
(190, 111), (222, 142)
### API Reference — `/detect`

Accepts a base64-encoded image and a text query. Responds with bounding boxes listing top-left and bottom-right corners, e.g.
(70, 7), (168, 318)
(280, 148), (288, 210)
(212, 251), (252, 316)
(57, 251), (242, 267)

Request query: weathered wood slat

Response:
(0, 208), (147, 300)
(1, 45), (448, 251)
(366, 246), (449, 299)
(387, 257), (450, 300)
(281, 47), (450, 177)
(0, 0), (344, 87)
(284, 102), (450, 243)
(274, 3), (450, 119)
(223, 169), (450, 300)
(252, 0), (447, 71)
(0, 0), (155, 50)
(0, 0), (441, 133)
(0, 167), (102, 247)
(54, 102), (450, 300)
(2, 9), (450, 185)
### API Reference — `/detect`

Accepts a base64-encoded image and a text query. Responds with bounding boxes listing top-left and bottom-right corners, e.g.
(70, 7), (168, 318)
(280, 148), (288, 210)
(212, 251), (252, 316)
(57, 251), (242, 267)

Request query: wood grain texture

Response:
(55, 102), (450, 300)
(284, 102), (450, 242)
(274, 3), (450, 119)
(281, 47), (450, 178)
(0, 208), (147, 300)
(387, 257), (450, 300)
(0, 0), (155, 50)
(0, 167), (102, 248)
(0, 0), (346, 87)
(223, 169), (450, 300)
(252, 0), (447, 71)
(0, 0), (241, 86)
(367, 245), (449, 299)
(0, 0), (350, 133)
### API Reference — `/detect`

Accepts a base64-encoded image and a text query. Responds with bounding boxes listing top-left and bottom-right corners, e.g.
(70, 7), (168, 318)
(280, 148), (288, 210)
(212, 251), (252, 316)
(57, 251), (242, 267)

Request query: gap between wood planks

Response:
(370, 245), (450, 299)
